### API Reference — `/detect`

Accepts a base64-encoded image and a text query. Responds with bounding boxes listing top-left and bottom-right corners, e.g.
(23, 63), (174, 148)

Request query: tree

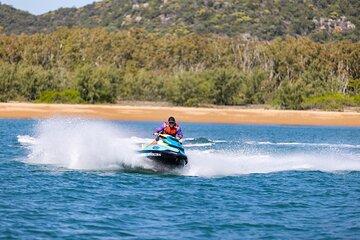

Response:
(76, 65), (122, 103)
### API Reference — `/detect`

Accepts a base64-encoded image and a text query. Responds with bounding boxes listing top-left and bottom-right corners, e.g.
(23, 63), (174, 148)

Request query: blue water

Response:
(1, 118), (360, 239)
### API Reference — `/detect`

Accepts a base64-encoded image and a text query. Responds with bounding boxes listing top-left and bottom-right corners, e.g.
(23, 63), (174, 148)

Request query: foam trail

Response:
(182, 150), (360, 177)
(22, 118), (150, 170)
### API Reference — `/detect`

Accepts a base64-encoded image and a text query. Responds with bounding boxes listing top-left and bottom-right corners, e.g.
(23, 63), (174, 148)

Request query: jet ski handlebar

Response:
(153, 133), (182, 143)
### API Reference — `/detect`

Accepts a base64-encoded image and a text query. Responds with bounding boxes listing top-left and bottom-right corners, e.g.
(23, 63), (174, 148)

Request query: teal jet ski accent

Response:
(139, 134), (188, 167)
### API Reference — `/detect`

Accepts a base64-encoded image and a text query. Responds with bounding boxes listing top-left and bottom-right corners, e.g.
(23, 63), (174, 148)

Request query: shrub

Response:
(166, 71), (214, 106)
(0, 63), (19, 101)
(273, 81), (307, 110)
(241, 70), (268, 104)
(36, 89), (83, 104)
(120, 70), (166, 101)
(352, 95), (360, 106)
(76, 65), (122, 103)
(301, 93), (357, 111)
(347, 79), (360, 95)
(211, 68), (243, 105)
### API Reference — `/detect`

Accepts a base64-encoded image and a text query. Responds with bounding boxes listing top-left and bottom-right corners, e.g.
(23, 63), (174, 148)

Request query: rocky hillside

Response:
(0, 0), (359, 41)
(0, 4), (38, 34)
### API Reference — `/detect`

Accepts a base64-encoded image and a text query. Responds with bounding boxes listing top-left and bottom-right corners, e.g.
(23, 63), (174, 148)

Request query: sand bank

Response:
(0, 102), (359, 126)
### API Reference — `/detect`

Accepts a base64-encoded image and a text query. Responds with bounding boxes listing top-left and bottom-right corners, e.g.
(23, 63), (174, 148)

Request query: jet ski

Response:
(139, 134), (188, 167)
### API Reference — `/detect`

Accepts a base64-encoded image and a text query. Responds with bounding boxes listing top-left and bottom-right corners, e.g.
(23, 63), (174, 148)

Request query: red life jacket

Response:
(163, 122), (179, 137)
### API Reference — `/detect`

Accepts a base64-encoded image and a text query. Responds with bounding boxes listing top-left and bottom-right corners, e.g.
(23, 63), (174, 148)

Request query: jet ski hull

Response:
(139, 134), (188, 168)
(139, 149), (188, 167)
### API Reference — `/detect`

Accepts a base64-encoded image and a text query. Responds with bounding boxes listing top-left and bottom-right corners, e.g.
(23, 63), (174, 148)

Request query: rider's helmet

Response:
(168, 117), (176, 125)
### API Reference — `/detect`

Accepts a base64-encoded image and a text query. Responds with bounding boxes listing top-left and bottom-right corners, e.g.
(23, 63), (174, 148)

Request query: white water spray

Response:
(18, 118), (360, 176)
(19, 118), (150, 170)
(183, 150), (360, 177)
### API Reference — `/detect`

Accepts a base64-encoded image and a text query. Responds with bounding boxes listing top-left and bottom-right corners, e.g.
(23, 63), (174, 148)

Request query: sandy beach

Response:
(0, 102), (359, 126)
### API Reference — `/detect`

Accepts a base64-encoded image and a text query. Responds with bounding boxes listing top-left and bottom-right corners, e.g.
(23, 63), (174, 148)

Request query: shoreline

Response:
(0, 102), (359, 126)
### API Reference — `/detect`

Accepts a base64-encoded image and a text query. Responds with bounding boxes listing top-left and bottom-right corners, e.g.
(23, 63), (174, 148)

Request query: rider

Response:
(154, 116), (183, 140)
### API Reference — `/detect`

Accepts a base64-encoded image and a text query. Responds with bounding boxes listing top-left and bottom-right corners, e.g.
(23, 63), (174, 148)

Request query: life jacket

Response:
(163, 122), (179, 137)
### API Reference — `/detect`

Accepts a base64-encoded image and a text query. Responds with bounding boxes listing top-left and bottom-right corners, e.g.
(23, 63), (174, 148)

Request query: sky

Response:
(1, 0), (101, 15)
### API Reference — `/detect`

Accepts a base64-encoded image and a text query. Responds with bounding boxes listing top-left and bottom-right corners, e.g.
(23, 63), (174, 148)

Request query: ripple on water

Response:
(0, 119), (360, 239)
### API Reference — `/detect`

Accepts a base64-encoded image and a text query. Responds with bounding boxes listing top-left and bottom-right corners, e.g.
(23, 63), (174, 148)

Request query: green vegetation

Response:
(302, 93), (359, 111)
(36, 90), (83, 104)
(0, 0), (358, 41)
(0, 28), (358, 110)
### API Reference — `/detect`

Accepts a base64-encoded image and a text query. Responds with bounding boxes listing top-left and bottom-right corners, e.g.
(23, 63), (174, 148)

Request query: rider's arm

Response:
(176, 127), (183, 139)
(154, 123), (166, 135)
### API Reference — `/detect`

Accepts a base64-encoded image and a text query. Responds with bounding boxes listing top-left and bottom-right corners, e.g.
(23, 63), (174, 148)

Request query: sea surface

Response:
(1, 118), (360, 239)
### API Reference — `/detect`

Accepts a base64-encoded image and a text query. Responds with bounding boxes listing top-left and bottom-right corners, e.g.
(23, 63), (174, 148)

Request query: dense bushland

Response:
(0, 28), (358, 110)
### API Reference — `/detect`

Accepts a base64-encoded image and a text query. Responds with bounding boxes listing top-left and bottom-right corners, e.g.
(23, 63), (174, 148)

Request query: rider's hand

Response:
(153, 132), (160, 141)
